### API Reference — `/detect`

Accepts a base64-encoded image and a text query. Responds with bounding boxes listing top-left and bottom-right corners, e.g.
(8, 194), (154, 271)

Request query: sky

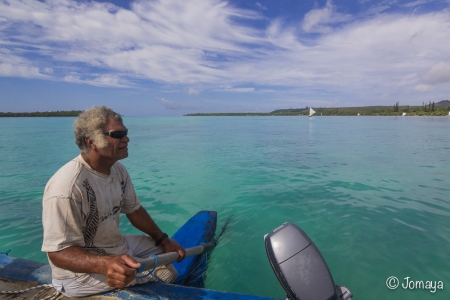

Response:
(1, 0), (450, 116)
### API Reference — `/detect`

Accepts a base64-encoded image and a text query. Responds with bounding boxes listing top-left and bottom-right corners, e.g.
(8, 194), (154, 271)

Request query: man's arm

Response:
(126, 206), (186, 262)
(47, 246), (140, 288)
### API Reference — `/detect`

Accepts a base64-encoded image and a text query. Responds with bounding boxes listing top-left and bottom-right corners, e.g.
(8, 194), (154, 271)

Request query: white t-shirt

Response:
(41, 155), (141, 279)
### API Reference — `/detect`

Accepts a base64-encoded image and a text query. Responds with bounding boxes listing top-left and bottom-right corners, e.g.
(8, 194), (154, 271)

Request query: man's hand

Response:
(161, 238), (186, 262)
(104, 255), (141, 288)
(126, 207), (186, 262)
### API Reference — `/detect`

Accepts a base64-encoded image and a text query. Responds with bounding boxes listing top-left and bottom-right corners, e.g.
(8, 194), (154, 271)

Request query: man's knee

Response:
(156, 264), (178, 283)
(165, 265), (178, 283)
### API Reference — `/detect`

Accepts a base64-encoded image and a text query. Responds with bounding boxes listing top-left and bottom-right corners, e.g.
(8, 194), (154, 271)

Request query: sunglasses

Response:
(103, 130), (128, 139)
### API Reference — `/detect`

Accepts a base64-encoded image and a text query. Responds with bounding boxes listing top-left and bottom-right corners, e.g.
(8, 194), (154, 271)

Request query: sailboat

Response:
(308, 107), (316, 117)
(402, 112), (407, 116)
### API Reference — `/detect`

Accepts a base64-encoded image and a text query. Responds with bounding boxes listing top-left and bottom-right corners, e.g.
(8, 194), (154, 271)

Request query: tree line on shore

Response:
(0, 110), (83, 117)
(186, 100), (450, 116)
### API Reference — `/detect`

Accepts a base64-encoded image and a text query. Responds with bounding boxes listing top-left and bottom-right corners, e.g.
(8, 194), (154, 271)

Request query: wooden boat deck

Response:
(0, 278), (112, 299)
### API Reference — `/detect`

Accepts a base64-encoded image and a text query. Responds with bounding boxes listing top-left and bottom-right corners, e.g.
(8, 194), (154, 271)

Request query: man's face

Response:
(97, 118), (129, 161)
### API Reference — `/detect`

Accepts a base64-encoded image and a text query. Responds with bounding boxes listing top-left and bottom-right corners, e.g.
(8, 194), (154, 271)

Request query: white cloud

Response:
(401, 0), (433, 8)
(256, 2), (268, 10)
(419, 60), (450, 85)
(0, 48), (48, 78)
(188, 88), (200, 95)
(0, 63), (45, 78)
(414, 84), (431, 92)
(301, 0), (351, 33)
(222, 87), (255, 92)
(266, 19), (304, 50)
(155, 97), (199, 110)
(414, 59), (450, 92)
(64, 73), (132, 87)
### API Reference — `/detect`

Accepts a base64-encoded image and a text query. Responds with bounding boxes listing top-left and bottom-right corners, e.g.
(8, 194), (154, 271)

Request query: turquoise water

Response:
(1, 116), (449, 299)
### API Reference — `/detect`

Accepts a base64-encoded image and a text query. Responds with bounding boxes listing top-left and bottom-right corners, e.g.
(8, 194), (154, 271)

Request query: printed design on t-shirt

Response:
(82, 178), (107, 255)
(120, 180), (126, 198)
(99, 205), (122, 222)
(99, 180), (125, 220)
(99, 180), (124, 221)
(117, 180), (126, 210)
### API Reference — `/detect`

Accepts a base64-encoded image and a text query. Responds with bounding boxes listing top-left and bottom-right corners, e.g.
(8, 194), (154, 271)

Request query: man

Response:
(42, 106), (185, 297)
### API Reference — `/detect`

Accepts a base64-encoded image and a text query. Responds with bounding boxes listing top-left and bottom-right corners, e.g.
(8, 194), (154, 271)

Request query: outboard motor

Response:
(264, 223), (353, 300)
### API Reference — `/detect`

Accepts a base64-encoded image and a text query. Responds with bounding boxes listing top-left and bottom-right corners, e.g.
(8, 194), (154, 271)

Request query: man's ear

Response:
(85, 138), (98, 150)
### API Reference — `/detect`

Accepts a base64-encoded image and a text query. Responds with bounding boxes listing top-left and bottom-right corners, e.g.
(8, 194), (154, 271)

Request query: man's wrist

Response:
(155, 233), (168, 246)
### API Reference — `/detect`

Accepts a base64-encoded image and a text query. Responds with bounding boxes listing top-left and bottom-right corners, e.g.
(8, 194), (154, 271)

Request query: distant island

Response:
(0, 110), (83, 117)
(185, 100), (450, 116)
(2, 100), (449, 117)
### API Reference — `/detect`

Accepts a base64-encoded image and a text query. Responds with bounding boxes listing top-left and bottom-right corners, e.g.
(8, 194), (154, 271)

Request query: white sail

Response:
(309, 107), (316, 117)
(402, 112), (407, 116)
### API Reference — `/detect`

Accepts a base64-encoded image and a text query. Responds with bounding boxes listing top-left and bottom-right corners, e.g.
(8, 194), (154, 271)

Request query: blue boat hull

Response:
(172, 210), (217, 287)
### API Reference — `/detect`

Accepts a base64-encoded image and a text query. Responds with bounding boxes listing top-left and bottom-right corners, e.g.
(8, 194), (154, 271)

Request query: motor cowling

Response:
(264, 222), (352, 300)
